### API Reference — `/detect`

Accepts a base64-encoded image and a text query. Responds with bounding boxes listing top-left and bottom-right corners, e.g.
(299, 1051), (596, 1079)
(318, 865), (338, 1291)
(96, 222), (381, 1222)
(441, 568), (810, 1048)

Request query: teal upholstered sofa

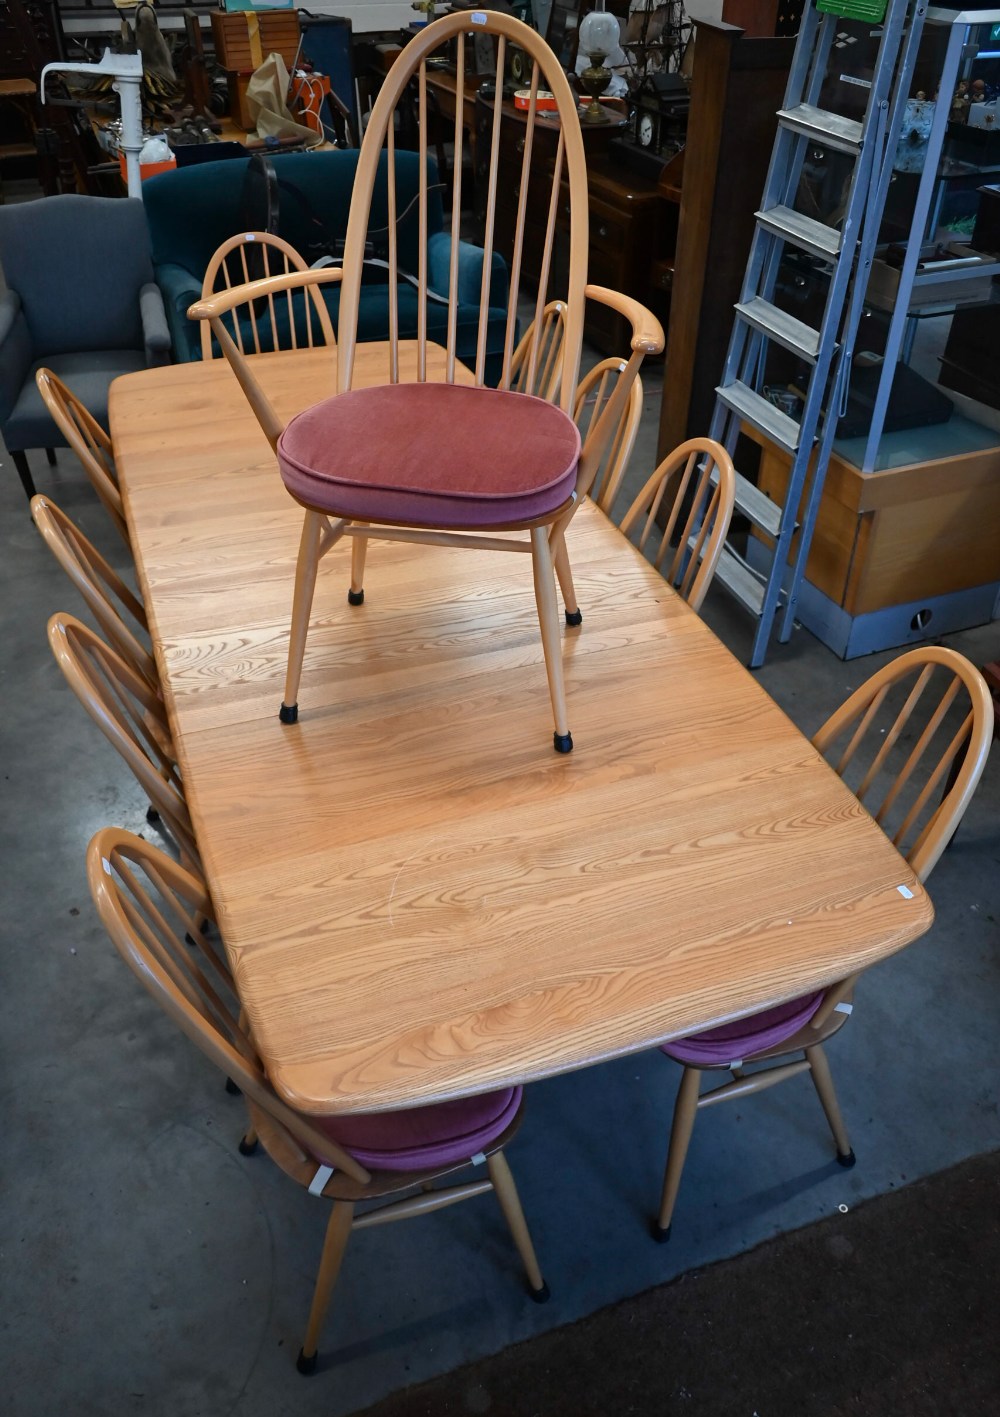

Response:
(142, 150), (508, 380)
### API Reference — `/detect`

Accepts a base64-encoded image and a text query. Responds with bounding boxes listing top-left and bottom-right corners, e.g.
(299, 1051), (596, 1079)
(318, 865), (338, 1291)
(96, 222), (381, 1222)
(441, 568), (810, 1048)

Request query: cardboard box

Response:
(211, 10), (300, 74)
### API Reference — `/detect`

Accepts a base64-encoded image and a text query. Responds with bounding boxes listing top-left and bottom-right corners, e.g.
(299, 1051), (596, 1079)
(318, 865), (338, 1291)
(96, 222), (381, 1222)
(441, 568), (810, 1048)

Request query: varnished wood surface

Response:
(111, 349), (934, 1115)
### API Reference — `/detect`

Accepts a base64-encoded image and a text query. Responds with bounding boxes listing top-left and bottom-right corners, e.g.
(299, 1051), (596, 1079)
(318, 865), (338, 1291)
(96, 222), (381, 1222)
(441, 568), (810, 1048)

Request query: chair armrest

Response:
(155, 264), (204, 363)
(140, 282), (172, 368)
(427, 232), (509, 308)
(0, 290), (33, 428)
(585, 285), (665, 356)
(187, 266), (344, 323)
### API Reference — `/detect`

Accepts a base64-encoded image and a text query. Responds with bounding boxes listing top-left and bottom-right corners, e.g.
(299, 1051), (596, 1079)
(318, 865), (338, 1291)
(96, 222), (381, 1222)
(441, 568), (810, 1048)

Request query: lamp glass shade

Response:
(578, 7), (620, 61)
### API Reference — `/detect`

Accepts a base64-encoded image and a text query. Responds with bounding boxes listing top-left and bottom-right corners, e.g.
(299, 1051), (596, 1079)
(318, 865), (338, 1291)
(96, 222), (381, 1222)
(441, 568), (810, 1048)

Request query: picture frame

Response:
(546, 0), (582, 71)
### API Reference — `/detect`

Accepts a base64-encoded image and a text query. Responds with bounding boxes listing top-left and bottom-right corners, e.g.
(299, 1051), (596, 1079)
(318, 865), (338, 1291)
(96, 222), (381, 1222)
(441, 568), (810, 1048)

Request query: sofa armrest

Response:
(427, 232), (508, 309)
(0, 290), (33, 428)
(155, 264), (204, 363)
(140, 282), (172, 367)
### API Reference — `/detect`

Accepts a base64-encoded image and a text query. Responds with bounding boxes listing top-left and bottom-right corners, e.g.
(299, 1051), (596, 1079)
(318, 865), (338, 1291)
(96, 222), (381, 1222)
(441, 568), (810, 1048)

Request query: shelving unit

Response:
(744, 4), (1000, 658)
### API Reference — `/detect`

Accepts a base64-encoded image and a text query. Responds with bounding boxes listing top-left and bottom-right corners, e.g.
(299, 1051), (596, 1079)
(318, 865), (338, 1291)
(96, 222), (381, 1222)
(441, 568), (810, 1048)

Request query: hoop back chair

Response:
(619, 438), (737, 614)
(189, 13), (663, 754)
(575, 357), (644, 516)
(199, 231), (336, 362)
(31, 494), (157, 690)
(35, 369), (129, 545)
(653, 646), (994, 1240)
(49, 614), (198, 869)
(88, 827), (548, 1375)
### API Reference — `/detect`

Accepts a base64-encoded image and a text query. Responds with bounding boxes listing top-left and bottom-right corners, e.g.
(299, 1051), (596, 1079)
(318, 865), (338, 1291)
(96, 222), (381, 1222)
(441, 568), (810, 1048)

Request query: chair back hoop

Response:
(86, 827), (372, 1186)
(31, 495), (158, 688)
(187, 266), (344, 453)
(618, 437), (737, 613)
(48, 613), (199, 866)
(199, 231), (336, 362)
(335, 12), (588, 405)
(35, 368), (128, 545)
(510, 300), (567, 400)
(574, 358), (644, 513)
(811, 645), (994, 882)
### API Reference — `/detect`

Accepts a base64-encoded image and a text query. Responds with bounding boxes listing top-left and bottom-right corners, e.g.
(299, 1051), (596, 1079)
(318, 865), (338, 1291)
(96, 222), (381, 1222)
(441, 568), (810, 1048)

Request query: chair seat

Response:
(5, 352), (147, 451)
(277, 382), (581, 529)
(660, 992), (825, 1067)
(310, 1085), (522, 1172)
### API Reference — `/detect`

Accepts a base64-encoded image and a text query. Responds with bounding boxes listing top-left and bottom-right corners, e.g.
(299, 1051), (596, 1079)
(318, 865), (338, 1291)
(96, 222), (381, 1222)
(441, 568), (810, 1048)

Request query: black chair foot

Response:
(45, 447), (57, 466)
(553, 731), (573, 754)
(347, 588), (364, 606)
(279, 702), (298, 724)
(527, 1280), (550, 1304)
(296, 1349), (318, 1376)
(564, 608), (583, 627)
(146, 805), (161, 825)
(238, 1134), (259, 1156)
(836, 1148), (857, 1169)
(225, 1077), (241, 1096)
(651, 1220), (672, 1243)
(12, 451), (36, 502)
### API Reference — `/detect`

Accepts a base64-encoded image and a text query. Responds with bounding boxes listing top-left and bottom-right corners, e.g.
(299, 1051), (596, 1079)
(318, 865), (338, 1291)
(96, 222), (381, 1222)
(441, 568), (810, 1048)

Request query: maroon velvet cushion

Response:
(660, 992), (826, 1067)
(309, 1085), (522, 1173)
(277, 382), (580, 529)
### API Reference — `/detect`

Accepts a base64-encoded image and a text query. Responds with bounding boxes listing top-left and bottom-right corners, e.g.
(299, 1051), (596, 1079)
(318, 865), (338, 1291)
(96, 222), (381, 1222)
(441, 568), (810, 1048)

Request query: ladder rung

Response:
(709, 463), (784, 538)
(778, 104), (863, 156)
(714, 546), (769, 617)
(756, 205), (842, 261)
(734, 297), (821, 362)
(715, 381), (801, 455)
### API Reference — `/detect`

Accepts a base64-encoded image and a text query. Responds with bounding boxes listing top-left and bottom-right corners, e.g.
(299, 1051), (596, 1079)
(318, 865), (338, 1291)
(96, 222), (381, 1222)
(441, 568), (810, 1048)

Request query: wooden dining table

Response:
(110, 346), (934, 1117)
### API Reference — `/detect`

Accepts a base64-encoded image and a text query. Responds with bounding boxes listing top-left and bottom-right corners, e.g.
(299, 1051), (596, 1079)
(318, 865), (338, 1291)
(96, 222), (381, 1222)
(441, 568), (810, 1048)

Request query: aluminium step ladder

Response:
(708, 0), (928, 668)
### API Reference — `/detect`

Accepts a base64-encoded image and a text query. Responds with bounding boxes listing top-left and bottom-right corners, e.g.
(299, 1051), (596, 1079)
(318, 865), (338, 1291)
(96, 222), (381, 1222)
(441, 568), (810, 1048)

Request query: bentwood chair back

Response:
(188, 13), (663, 755)
(49, 614), (198, 870)
(31, 495), (157, 690)
(34, 369), (129, 545)
(575, 357), (644, 516)
(510, 299), (566, 401)
(88, 826), (549, 1375)
(618, 438), (737, 614)
(651, 646), (994, 1240)
(199, 231), (336, 361)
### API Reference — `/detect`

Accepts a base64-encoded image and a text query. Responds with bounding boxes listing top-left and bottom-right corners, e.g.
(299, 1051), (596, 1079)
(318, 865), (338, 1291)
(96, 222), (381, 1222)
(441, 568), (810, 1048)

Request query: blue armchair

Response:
(141, 150), (509, 380)
(0, 195), (170, 502)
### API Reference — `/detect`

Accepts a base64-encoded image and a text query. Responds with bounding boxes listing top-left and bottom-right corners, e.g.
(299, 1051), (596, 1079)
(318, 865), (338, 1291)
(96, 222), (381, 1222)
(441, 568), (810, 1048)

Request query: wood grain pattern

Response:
(110, 351), (934, 1116)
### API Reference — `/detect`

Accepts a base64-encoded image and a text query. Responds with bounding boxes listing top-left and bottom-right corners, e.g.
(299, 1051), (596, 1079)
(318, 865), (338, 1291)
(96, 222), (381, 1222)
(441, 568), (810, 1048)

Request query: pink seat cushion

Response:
(660, 992), (825, 1067)
(277, 382), (580, 529)
(309, 1085), (522, 1172)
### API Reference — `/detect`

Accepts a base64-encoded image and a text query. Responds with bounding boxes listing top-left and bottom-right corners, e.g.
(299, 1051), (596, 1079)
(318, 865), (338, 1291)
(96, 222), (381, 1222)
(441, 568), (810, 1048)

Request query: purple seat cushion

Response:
(661, 992), (825, 1067)
(309, 1085), (522, 1172)
(277, 382), (580, 529)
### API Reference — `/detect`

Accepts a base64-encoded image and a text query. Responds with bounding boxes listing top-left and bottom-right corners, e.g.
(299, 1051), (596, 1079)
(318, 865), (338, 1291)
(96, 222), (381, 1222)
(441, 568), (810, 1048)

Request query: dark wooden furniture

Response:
(657, 20), (795, 456)
(476, 92), (664, 354)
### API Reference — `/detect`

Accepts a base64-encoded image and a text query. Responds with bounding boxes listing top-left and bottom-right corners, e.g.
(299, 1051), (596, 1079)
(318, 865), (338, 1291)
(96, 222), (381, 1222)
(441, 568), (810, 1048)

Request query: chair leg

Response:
(11, 451), (36, 501)
(349, 526), (368, 606)
(45, 447), (57, 466)
(486, 1150), (549, 1301)
(297, 1199), (355, 1375)
(552, 533), (583, 627)
(530, 525), (572, 754)
(655, 1065), (701, 1241)
(806, 1044), (855, 1167)
(281, 511), (324, 724)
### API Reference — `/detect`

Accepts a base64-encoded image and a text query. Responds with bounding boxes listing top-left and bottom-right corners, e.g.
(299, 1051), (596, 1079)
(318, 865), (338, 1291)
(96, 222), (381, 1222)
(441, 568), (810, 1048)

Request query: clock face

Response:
(638, 112), (655, 148)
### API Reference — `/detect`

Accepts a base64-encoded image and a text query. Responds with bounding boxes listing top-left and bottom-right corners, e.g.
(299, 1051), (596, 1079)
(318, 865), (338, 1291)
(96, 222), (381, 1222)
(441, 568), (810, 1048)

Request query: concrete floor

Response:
(2, 352), (999, 1417)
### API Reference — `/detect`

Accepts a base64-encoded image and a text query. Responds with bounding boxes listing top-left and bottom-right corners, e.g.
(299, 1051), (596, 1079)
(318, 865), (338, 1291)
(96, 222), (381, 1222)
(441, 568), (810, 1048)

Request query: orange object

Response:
(291, 71), (332, 135)
(513, 88), (557, 111)
(118, 152), (176, 183)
